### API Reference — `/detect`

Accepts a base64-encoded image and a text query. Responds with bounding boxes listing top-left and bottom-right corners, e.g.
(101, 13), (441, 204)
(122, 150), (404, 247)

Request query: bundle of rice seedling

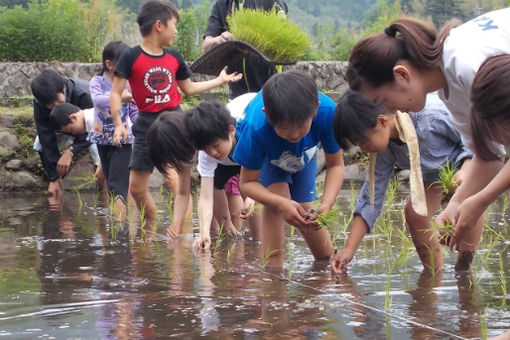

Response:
(227, 8), (311, 63)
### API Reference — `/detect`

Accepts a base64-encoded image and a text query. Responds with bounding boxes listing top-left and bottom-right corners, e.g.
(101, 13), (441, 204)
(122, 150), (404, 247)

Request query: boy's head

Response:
(49, 103), (85, 135)
(31, 68), (66, 109)
(186, 101), (236, 161)
(262, 70), (319, 143)
(137, 0), (179, 37)
(147, 110), (196, 174)
(333, 90), (392, 153)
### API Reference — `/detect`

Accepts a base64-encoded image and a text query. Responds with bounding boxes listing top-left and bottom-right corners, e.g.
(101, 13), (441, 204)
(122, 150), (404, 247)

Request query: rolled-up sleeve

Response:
(354, 148), (397, 232)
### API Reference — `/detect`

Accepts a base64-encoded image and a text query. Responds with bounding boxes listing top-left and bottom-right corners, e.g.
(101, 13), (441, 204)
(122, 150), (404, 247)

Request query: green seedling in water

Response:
(213, 221), (227, 257)
(261, 248), (278, 269)
(499, 253), (507, 306)
(420, 220), (455, 245)
(384, 266), (393, 313)
(480, 310), (488, 340)
(313, 207), (342, 229)
(432, 158), (457, 200)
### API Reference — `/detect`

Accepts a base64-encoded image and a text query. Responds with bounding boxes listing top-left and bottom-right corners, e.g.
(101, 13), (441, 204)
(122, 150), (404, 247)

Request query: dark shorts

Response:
(258, 155), (317, 203)
(214, 164), (241, 190)
(129, 112), (160, 172)
(97, 144), (132, 202)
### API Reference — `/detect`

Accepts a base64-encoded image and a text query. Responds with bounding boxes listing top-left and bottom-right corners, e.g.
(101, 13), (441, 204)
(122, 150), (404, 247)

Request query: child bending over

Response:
(233, 70), (345, 268)
(147, 98), (260, 250)
(110, 0), (242, 235)
(330, 90), (472, 274)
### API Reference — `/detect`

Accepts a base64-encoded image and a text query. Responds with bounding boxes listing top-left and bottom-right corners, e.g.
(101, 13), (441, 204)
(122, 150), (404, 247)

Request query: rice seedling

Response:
(498, 253), (507, 306)
(420, 220), (455, 245)
(502, 191), (509, 215)
(213, 222), (227, 257)
(480, 310), (488, 340)
(261, 248), (278, 269)
(139, 202), (147, 230)
(432, 157), (457, 200)
(314, 207), (342, 229)
(384, 266), (393, 313)
(92, 187), (101, 209)
(393, 226), (413, 268)
(483, 225), (502, 263)
(166, 191), (174, 222)
(227, 9), (311, 63)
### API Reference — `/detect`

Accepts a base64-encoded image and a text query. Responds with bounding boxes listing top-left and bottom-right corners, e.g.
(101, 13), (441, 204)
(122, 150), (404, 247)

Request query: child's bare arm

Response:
(170, 166), (192, 235)
(177, 67), (242, 95)
(110, 76), (128, 146)
(331, 215), (369, 274)
(317, 150), (344, 214)
(239, 167), (309, 230)
(194, 177), (214, 250)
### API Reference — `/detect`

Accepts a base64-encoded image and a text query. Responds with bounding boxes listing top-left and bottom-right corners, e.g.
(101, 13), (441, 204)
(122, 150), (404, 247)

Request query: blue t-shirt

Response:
(233, 91), (340, 172)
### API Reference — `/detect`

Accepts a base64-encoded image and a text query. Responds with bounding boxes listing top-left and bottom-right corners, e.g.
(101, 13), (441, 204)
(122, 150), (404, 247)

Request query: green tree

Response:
(0, 0), (29, 8)
(425, 0), (465, 28)
(115, 0), (143, 13)
(0, 0), (121, 62)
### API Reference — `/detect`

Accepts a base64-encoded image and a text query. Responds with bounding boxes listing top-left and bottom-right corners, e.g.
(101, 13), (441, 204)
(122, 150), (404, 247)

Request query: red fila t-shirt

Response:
(115, 46), (192, 113)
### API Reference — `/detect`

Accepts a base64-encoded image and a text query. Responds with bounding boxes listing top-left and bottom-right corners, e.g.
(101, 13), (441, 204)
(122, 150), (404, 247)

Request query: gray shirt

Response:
(354, 95), (472, 232)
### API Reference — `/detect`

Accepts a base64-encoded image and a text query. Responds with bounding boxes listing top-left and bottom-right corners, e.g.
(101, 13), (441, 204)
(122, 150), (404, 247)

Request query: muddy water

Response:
(0, 185), (509, 339)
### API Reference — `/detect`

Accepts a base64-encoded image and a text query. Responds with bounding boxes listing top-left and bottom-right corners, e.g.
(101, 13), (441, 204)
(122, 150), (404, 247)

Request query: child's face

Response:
(160, 17), (178, 46)
(203, 125), (236, 161)
(204, 138), (233, 161)
(45, 92), (66, 110)
(355, 116), (391, 153)
(60, 113), (86, 135)
(273, 118), (313, 144)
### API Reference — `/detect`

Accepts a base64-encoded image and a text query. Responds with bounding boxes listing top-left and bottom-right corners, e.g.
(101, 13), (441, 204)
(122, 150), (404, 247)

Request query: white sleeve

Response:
(197, 150), (218, 177)
(226, 92), (257, 121)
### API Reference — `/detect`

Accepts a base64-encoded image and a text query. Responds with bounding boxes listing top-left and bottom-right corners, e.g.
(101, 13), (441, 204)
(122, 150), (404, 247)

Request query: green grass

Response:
(227, 8), (311, 63)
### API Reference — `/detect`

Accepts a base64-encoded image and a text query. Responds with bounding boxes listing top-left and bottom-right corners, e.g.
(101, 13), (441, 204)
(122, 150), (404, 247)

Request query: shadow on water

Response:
(0, 185), (509, 339)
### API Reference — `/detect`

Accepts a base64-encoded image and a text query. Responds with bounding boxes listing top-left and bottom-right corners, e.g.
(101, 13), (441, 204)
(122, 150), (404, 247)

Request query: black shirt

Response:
(34, 78), (93, 181)
(204, 0), (288, 99)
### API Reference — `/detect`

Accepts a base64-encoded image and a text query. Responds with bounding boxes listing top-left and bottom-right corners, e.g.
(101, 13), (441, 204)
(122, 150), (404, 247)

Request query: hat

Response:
(189, 40), (296, 76)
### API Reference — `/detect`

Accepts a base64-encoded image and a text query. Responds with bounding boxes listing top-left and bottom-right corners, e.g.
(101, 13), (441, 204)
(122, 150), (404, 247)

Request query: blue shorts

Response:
(258, 155), (317, 203)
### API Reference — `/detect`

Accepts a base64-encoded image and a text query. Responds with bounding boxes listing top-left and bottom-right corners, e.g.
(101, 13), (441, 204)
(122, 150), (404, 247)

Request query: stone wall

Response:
(0, 61), (349, 98)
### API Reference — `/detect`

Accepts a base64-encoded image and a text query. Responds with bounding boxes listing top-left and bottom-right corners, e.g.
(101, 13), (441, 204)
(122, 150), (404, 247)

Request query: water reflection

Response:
(1, 188), (510, 339)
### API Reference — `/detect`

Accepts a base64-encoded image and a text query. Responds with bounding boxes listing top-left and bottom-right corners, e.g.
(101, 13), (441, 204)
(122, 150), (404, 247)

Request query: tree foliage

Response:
(0, 0), (121, 62)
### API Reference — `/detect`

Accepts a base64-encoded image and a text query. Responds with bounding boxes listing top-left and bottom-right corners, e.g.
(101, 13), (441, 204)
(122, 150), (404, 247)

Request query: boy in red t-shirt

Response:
(110, 0), (242, 236)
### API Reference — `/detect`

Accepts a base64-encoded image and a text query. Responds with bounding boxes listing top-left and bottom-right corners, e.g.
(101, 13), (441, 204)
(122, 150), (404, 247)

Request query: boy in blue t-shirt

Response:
(233, 71), (345, 267)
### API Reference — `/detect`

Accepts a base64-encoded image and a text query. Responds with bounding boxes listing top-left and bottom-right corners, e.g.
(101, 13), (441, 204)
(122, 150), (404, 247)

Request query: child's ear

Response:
(377, 114), (390, 126)
(104, 59), (114, 71)
(229, 124), (236, 135)
(69, 113), (79, 122)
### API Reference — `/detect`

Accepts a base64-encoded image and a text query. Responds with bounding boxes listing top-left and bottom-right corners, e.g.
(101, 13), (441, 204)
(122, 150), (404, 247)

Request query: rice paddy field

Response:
(1, 181), (509, 339)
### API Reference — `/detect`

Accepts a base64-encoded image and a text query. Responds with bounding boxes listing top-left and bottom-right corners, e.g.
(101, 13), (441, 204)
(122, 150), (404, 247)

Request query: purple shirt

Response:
(88, 75), (138, 145)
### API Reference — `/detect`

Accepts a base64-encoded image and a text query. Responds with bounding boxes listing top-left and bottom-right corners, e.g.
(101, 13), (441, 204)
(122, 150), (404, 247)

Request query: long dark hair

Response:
(470, 54), (510, 161)
(347, 17), (461, 90)
(100, 41), (129, 75)
(333, 90), (388, 150)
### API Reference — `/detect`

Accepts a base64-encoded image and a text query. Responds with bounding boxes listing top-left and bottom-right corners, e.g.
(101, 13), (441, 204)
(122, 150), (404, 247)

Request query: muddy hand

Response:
(305, 208), (322, 231)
